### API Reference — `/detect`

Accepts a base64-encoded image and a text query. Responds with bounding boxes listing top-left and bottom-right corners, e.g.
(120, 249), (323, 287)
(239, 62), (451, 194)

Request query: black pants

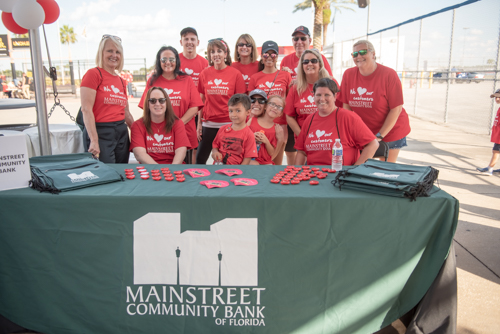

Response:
(196, 126), (220, 164)
(83, 121), (130, 163)
(285, 125), (296, 152)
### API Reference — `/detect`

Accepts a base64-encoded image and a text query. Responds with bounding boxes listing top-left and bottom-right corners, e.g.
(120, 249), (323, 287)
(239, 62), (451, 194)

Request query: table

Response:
(0, 98), (36, 109)
(22, 123), (84, 156)
(0, 163), (458, 334)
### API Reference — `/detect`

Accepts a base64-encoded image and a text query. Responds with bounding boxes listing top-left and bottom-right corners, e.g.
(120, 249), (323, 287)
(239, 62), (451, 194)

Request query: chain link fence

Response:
(326, 0), (500, 135)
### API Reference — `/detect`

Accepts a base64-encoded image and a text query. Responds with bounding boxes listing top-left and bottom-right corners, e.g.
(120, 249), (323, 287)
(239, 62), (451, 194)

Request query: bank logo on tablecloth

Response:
(133, 213), (258, 286)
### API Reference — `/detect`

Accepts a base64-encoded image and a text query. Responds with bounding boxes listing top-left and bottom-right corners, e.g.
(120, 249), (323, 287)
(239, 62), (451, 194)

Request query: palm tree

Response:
(60, 25), (77, 61)
(293, 0), (356, 49)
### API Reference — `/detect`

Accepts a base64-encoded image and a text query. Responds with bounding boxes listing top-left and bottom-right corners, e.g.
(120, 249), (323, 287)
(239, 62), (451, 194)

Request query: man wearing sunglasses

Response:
(280, 26), (332, 81)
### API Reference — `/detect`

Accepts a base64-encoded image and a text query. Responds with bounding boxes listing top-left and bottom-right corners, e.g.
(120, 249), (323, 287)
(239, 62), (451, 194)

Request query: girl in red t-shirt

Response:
(231, 34), (260, 90)
(130, 87), (189, 164)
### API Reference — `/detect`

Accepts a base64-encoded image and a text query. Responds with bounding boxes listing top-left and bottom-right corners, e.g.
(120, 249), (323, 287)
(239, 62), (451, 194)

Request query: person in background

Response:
(295, 78), (378, 166)
(196, 38), (246, 164)
(126, 71), (134, 98)
(340, 39), (410, 163)
(131, 87), (189, 164)
(80, 34), (134, 163)
(477, 89), (500, 176)
(280, 26), (332, 81)
(231, 34), (259, 90)
(248, 40), (291, 165)
(21, 72), (30, 99)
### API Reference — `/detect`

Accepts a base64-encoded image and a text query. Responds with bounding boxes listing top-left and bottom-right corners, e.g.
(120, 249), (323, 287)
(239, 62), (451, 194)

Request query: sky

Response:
(0, 0), (497, 73)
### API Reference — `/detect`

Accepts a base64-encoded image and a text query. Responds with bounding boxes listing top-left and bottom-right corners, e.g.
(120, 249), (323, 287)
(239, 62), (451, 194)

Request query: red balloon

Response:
(36, 0), (60, 24)
(1, 12), (28, 34)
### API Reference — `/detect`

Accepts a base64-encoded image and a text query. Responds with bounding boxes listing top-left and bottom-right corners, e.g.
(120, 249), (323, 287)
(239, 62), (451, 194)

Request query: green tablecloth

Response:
(0, 164), (458, 334)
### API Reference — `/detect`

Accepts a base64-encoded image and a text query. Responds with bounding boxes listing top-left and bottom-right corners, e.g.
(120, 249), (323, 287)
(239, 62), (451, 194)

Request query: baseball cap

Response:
(262, 41), (279, 54)
(180, 27), (198, 37)
(490, 89), (500, 98)
(248, 89), (268, 101)
(292, 26), (310, 37)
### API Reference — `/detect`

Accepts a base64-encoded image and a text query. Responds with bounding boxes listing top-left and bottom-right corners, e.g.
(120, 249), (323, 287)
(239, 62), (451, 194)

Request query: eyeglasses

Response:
(293, 37), (308, 42)
(237, 43), (252, 48)
(262, 53), (277, 59)
(160, 57), (176, 63)
(351, 49), (369, 58)
(302, 58), (319, 65)
(148, 98), (167, 104)
(250, 97), (266, 104)
(268, 102), (283, 111)
(102, 35), (122, 43)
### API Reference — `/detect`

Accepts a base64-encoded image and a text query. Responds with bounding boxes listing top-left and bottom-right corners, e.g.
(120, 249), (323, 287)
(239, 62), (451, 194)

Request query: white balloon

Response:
(0, 0), (17, 13)
(12, 0), (45, 30)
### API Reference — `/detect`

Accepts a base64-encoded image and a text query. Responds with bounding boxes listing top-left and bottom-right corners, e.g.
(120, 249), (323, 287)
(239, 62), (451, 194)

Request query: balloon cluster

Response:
(0, 0), (60, 34)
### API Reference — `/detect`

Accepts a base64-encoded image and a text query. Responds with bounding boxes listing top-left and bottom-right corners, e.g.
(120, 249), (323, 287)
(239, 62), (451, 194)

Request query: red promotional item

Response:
(329, 169), (336, 173)
(140, 175), (149, 180)
(183, 168), (211, 178)
(291, 180), (300, 184)
(281, 180), (290, 185)
(165, 177), (174, 181)
(230, 178), (258, 186)
(317, 174), (327, 179)
(126, 175), (135, 180)
(200, 180), (230, 189)
(270, 179), (280, 184)
(310, 180), (319, 185)
(153, 177), (161, 181)
(176, 178), (185, 182)
(215, 169), (243, 177)
(174, 171), (183, 175)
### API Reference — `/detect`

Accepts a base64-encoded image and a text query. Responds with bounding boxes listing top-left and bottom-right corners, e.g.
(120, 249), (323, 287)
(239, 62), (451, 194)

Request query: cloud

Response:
(266, 9), (278, 16)
(69, 0), (120, 21)
(470, 29), (482, 35)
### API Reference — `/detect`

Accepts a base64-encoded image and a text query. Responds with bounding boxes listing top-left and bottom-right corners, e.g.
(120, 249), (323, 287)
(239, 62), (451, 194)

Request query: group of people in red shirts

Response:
(80, 26), (410, 167)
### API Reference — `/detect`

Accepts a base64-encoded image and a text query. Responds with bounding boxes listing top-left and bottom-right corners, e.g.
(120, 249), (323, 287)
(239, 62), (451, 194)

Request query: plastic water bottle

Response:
(332, 139), (343, 171)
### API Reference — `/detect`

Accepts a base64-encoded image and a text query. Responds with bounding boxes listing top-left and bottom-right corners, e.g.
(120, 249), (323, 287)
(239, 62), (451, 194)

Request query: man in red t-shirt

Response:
(280, 26), (333, 81)
(179, 27), (208, 89)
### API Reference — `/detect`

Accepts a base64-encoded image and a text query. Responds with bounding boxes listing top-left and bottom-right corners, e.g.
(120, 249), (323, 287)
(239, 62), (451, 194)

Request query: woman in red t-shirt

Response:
(340, 40), (410, 163)
(231, 34), (260, 90)
(295, 78), (378, 166)
(130, 87), (189, 164)
(248, 41), (292, 165)
(80, 35), (134, 163)
(138, 46), (203, 162)
(196, 38), (246, 164)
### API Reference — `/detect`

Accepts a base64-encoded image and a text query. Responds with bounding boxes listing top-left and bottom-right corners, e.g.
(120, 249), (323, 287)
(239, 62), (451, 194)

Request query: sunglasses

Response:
(160, 57), (176, 63)
(351, 49), (369, 58)
(102, 34), (122, 43)
(237, 43), (252, 48)
(293, 37), (308, 42)
(268, 102), (283, 111)
(148, 98), (167, 104)
(250, 97), (266, 104)
(302, 58), (319, 65)
(262, 53), (277, 59)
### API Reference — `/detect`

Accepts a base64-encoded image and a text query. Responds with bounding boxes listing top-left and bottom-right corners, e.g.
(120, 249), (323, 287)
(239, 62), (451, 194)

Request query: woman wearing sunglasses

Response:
(231, 34), (259, 90)
(196, 38), (246, 164)
(138, 46), (203, 162)
(80, 35), (134, 163)
(130, 87), (190, 164)
(284, 49), (337, 165)
(340, 40), (410, 163)
(248, 41), (291, 165)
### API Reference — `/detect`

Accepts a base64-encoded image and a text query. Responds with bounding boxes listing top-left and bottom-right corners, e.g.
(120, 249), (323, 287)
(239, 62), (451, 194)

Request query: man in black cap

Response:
(280, 25), (332, 81)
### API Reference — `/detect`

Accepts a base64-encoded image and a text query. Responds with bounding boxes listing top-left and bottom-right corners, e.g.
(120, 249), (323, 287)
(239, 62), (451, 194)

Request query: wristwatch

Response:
(376, 132), (384, 140)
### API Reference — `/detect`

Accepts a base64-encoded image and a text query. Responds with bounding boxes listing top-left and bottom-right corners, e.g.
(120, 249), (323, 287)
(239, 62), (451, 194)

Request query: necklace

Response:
(151, 121), (164, 133)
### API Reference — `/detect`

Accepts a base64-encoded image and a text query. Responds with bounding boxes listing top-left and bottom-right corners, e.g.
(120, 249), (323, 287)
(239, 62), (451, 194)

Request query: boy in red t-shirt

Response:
(212, 94), (258, 165)
(477, 89), (500, 176)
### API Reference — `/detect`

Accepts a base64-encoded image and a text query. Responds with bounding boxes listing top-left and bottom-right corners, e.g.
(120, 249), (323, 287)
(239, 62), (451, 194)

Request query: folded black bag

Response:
(29, 153), (124, 194)
(333, 159), (439, 201)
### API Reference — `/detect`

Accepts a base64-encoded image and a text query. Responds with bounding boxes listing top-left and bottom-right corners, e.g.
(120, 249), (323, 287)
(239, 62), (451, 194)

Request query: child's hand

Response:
(212, 151), (222, 161)
(255, 131), (269, 145)
(275, 124), (284, 142)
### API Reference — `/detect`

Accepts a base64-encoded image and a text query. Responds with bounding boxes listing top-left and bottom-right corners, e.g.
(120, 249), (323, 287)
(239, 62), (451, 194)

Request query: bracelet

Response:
(376, 132), (384, 139)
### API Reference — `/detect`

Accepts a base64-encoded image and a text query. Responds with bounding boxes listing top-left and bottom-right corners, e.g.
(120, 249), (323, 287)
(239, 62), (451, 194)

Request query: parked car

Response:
(465, 72), (484, 83)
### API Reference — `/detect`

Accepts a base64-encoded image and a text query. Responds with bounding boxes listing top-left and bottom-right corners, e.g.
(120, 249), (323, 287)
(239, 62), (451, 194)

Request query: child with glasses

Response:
(477, 89), (500, 175)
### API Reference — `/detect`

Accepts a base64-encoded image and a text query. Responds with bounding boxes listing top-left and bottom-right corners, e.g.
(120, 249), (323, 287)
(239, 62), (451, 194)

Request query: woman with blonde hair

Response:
(231, 34), (259, 90)
(80, 35), (134, 163)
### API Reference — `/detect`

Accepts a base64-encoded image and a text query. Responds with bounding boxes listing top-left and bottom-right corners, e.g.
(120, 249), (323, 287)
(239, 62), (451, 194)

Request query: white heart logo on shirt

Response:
(154, 134), (164, 142)
(265, 81), (274, 88)
(111, 85), (120, 94)
(357, 87), (367, 96)
(294, 67), (298, 74)
(214, 79), (222, 86)
(243, 75), (248, 80)
(307, 95), (314, 103)
(166, 89), (173, 96)
(185, 68), (194, 75)
(316, 130), (325, 138)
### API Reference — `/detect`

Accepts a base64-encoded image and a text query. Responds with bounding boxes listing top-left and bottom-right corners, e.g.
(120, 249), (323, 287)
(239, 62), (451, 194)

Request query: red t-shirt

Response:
(130, 118), (190, 164)
(295, 108), (375, 166)
(231, 61), (260, 90)
(280, 52), (333, 81)
(198, 66), (247, 123)
(179, 53), (209, 88)
(285, 83), (317, 129)
(247, 70), (292, 124)
(212, 124), (258, 165)
(340, 63), (410, 142)
(491, 107), (500, 144)
(248, 117), (277, 165)
(80, 67), (127, 123)
(138, 75), (203, 149)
